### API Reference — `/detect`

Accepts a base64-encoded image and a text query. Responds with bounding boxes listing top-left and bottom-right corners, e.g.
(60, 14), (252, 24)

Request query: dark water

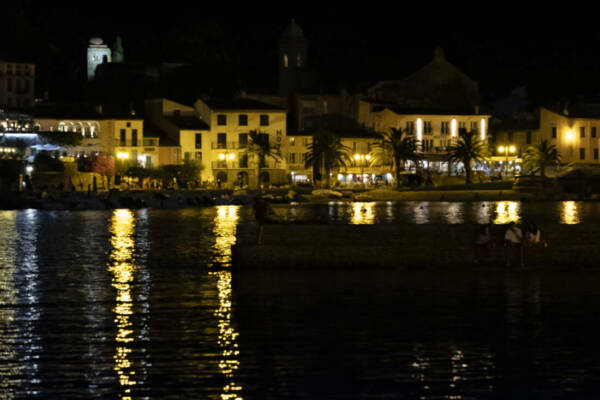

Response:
(0, 202), (599, 399)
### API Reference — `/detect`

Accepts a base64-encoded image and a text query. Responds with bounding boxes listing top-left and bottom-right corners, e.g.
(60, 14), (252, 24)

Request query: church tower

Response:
(278, 19), (310, 97)
(87, 37), (112, 80)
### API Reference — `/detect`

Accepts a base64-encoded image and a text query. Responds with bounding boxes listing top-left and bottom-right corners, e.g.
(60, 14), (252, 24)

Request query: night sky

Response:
(4, 2), (600, 106)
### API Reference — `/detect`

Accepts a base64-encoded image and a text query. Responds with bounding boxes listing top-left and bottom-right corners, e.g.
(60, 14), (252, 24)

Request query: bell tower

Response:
(278, 19), (309, 97)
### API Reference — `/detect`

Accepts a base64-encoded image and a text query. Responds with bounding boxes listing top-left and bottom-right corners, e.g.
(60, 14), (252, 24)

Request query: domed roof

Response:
(280, 19), (307, 44)
(89, 37), (104, 46)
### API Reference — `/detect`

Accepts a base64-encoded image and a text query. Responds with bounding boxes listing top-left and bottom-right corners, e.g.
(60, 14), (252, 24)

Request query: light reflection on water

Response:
(108, 209), (140, 399)
(560, 201), (581, 224)
(493, 201), (520, 224)
(0, 211), (20, 400)
(210, 206), (243, 400)
(350, 202), (375, 224)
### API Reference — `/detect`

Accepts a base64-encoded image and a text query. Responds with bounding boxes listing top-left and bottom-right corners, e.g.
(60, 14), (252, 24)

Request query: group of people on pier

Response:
(475, 221), (542, 267)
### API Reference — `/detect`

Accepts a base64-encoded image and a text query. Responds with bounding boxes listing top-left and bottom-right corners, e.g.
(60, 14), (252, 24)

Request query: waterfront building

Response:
(146, 97), (288, 188)
(30, 105), (159, 167)
(0, 60), (35, 108)
(493, 106), (600, 171)
(357, 99), (491, 172)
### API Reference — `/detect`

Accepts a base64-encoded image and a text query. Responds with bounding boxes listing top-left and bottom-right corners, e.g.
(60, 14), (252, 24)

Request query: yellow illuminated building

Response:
(494, 106), (600, 172)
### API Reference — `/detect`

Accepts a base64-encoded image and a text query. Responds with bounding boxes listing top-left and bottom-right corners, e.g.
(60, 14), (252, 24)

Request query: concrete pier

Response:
(232, 223), (600, 270)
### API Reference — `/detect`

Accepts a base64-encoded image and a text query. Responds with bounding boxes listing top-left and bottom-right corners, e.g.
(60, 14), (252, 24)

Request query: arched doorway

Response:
(216, 171), (228, 183)
(259, 171), (270, 187)
(237, 171), (248, 188)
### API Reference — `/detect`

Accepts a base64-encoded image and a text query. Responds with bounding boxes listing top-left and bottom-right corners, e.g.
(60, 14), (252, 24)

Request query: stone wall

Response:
(233, 223), (600, 270)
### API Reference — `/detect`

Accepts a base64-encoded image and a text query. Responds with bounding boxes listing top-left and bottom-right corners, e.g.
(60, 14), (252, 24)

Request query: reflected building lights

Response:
(444, 202), (464, 224)
(350, 202), (375, 224)
(108, 209), (139, 399)
(412, 202), (430, 224)
(210, 206), (243, 400)
(561, 201), (580, 224)
(0, 212), (21, 400)
(493, 201), (519, 224)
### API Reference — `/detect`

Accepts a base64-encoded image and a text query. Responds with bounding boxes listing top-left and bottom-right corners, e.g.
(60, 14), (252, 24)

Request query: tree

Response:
(304, 129), (350, 188)
(446, 129), (488, 185)
(159, 160), (203, 188)
(374, 127), (422, 189)
(33, 151), (64, 172)
(523, 140), (561, 177)
(247, 130), (281, 189)
(38, 131), (82, 147)
(92, 154), (115, 189)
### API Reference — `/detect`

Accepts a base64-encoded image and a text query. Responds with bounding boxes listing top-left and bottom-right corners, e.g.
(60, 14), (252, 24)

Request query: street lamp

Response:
(497, 145), (515, 175)
(354, 153), (371, 187)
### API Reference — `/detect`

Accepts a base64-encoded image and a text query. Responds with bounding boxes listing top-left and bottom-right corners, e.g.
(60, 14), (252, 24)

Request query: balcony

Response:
(114, 139), (142, 147)
(211, 141), (243, 150)
(211, 160), (282, 169)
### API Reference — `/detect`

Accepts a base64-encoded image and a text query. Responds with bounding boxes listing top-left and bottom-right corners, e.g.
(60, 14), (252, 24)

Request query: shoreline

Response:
(0, 188), (594, 211)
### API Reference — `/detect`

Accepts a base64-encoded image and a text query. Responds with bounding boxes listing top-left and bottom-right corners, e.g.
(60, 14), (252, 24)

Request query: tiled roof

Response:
(205, 98), (286, 111)
(164, 115), (209, 130)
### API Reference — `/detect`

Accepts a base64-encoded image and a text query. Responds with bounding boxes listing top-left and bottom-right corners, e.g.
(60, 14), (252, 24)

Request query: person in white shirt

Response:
(504, 222), (524, 267)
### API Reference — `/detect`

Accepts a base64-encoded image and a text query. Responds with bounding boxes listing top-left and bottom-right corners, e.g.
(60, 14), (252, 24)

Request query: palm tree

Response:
(446, 129), (488, 185)
(374, 127), (423, 189)
(304, 129), (350, 188)
(523, 140), (561, 177)
(247, 130), (281, 189)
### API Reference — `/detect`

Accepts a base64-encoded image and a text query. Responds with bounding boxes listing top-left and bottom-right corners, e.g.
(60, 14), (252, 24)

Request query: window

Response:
(238, 114), (248, 126)
(297, 53), (302, 67)
(195, 152), (202, 161)
(184, 152), (191, 161)
(126, 122), (131, 128)
(238, 133), (248, 148)
(217, 114), (227, 126)
(552, 126), (557, 138)
(195, 133), (202, 149)
(240, 154), (248, 168)
(458, 122), (466, 131)
(593, 127), (597, 138)
(289, 153), (296, 163)
(581, 127), (586, 138)
(424, 121), (432, 134)
(283, 54), (288, 68)
(580, 148), (586, 160)
(260, 114), (269, 126)
(471, 121), (478, 131)
(289, 137), (296, 146)
(217, 133), (227, 149)
(131, 129), (138, 146)
(120, 129), (126, 146)
(441, 121), (449, 134)
(406, 121), (415, 134)
(7, 78), (12, 92)
(526, 131), (532, 145)
(595, 149), (599, 160)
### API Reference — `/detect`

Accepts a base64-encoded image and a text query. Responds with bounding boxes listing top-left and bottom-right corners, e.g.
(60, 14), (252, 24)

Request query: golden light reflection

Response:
(350, 202), (375, 224)
(210, 206), (243, 400)
(493, 201), (520, 224)
(560, 201), (580, 224)
(0, 212), (21, 400)
(108, 209), (138, 399)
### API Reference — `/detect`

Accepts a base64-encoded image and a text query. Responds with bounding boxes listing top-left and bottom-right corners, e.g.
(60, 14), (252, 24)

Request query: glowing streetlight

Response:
(497, 145), (516, 174)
